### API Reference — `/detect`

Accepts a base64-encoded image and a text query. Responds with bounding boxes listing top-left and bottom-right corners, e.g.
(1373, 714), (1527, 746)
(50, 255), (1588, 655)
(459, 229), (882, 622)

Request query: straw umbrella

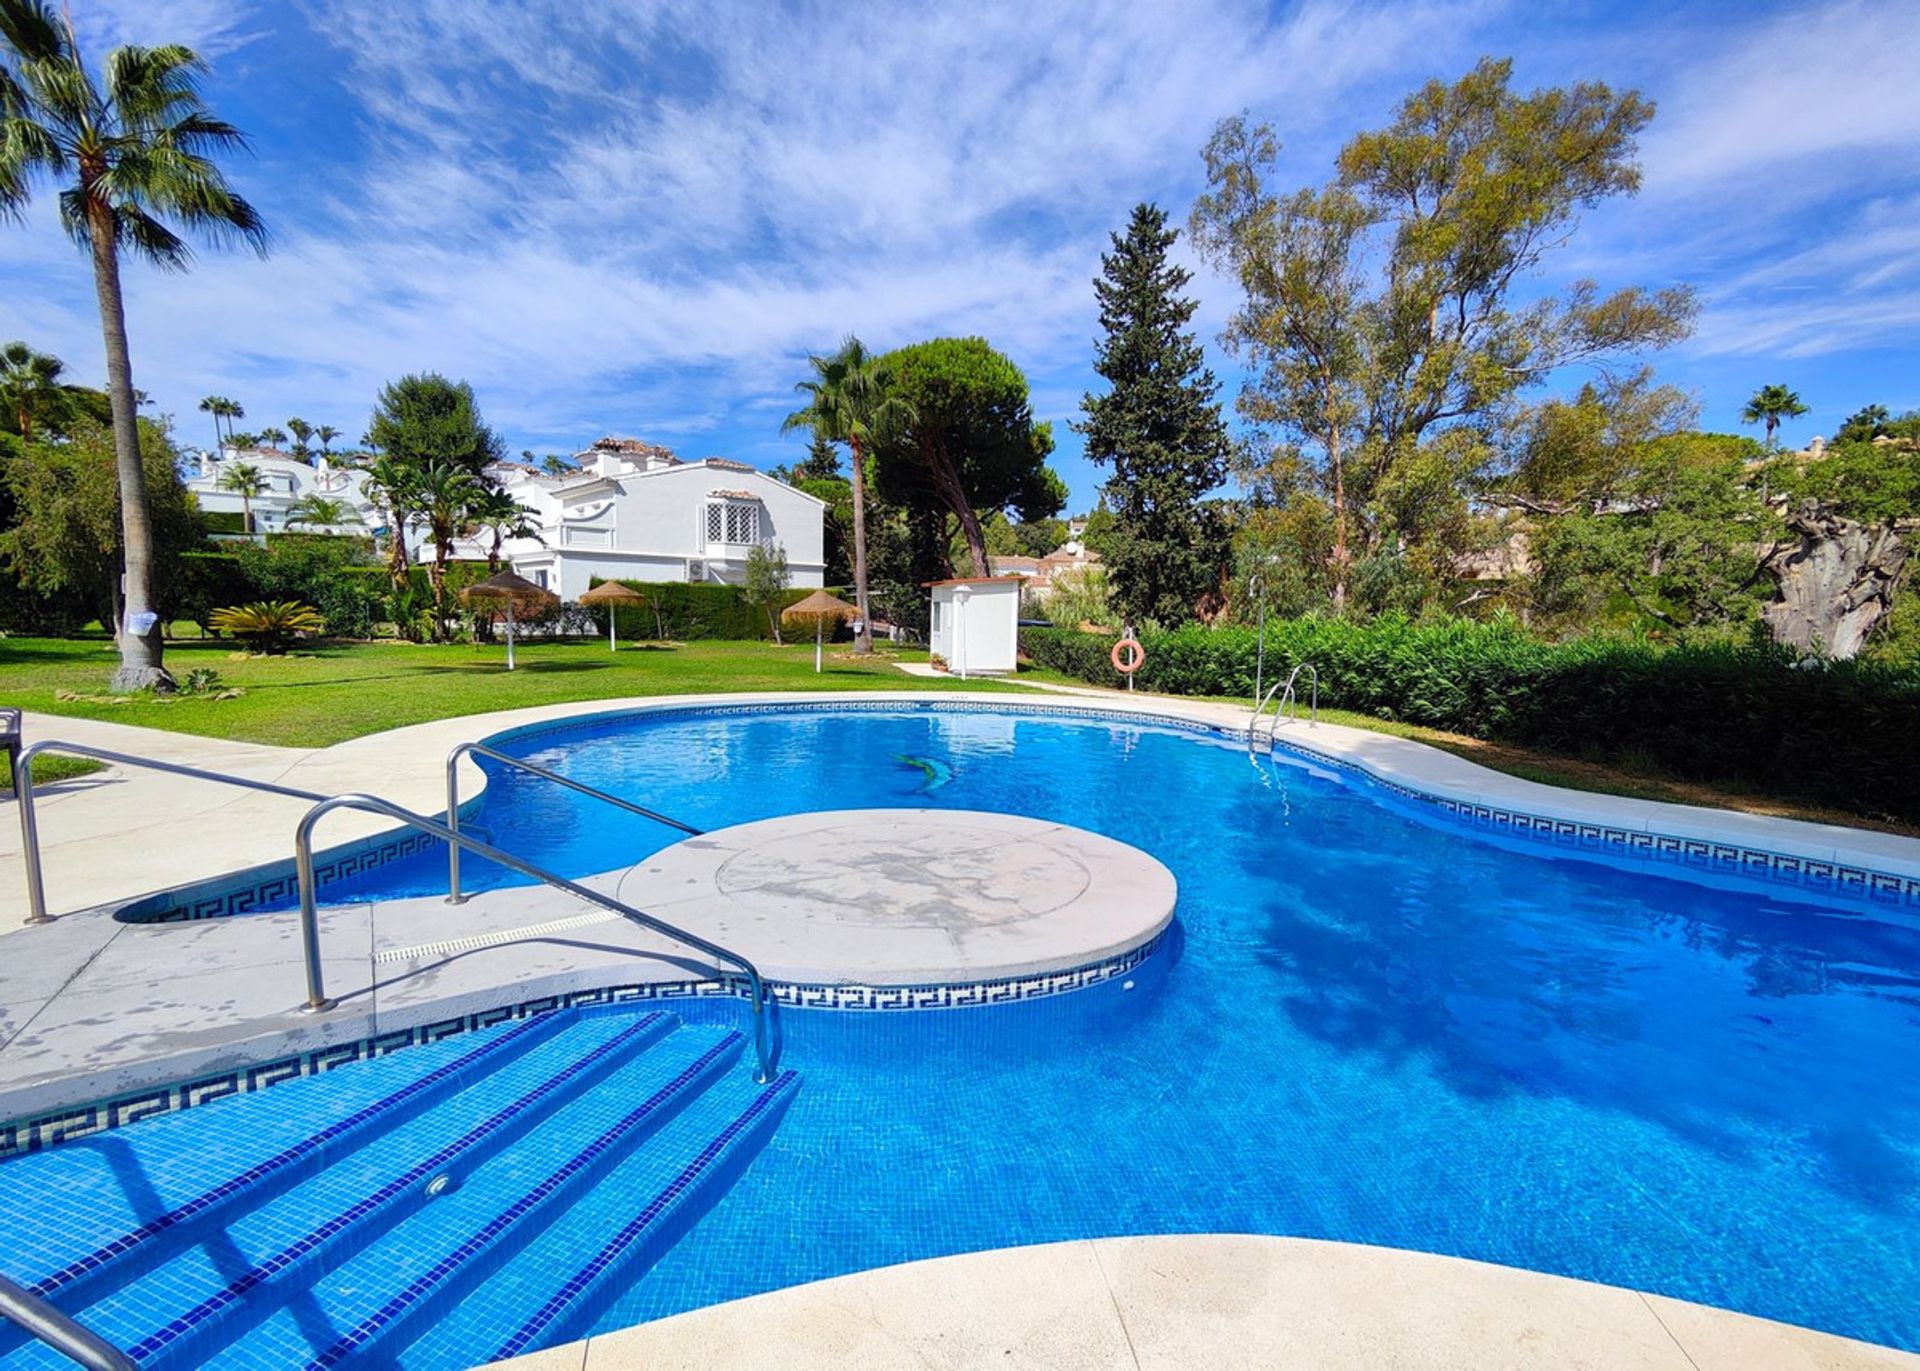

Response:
(781, 589), (861, 673)
(460, 570), (557, 670)
(579, 580), (647, 652)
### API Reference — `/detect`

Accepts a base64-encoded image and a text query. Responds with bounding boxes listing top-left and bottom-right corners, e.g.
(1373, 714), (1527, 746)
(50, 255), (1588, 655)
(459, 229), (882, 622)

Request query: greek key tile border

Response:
(124, 697), (1920, 922)
(0, 928), (1169, 1161)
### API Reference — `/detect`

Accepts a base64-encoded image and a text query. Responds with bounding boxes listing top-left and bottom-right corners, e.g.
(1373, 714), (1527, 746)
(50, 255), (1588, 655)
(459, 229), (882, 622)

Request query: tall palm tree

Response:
(781, 336), (913, 653)
(0, 0), (268, 690)
(314, 423), (339, 455)
(258, 424), (287, 449)
(286, 416), (312, 459)
(363, 454), (419, 591)
(197, 393), (227, 450)
(217, 459), (266, 533)
(0, 339), (67, 439)
(1741, 384), (1809, 448)
(413, 462), (484, 638)
(226, 429), (258, 449)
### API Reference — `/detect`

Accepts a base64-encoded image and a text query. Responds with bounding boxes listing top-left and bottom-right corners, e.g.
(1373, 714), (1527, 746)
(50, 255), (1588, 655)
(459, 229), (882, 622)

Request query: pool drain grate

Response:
(375, 910), (620, 963)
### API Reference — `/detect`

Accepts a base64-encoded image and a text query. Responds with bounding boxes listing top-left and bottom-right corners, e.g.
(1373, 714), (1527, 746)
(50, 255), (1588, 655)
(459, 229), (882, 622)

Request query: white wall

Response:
(929, 580), (1020, 675)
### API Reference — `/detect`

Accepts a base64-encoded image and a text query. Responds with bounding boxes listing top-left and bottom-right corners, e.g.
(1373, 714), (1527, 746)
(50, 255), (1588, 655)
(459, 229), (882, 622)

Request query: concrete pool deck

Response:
(486, 1235), (1919, 1370)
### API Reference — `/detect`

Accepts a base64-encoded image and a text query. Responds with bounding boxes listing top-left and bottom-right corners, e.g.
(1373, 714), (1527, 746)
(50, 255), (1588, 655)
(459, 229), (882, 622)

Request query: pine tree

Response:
(1078, 203), (1231, 625)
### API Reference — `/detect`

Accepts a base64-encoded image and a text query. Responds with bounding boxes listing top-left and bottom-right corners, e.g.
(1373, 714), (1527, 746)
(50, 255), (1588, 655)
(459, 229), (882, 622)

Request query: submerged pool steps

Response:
(0, 1007), (796, 1370)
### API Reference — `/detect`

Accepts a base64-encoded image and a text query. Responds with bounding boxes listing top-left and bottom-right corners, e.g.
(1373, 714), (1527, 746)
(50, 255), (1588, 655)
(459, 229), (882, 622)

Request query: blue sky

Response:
(5, 0), (1918, 510)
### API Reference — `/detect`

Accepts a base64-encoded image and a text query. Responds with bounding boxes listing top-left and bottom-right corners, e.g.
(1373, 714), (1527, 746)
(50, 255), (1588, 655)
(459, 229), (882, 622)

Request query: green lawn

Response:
(0, 635), (1020, 749)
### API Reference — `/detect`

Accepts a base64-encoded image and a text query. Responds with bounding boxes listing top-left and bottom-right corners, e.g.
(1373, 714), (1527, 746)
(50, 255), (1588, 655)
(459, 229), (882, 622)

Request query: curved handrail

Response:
(1246, 663), (1319, 753)
(11, 739), (332, 926)
(0, 1272), (137, 1370)
(445, 741), (702, 905)
(294, 793), (773, 1082)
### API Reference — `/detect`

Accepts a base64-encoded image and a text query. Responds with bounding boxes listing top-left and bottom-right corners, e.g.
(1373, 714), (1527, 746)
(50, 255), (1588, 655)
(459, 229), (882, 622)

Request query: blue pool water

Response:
(8, 704), (1918, 1362)
(326, 704), (1920, 1349)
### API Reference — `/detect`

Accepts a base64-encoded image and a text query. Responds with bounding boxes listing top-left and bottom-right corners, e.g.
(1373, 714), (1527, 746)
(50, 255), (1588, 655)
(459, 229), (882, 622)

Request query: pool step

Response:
(413, 1068), (801, 1367)
(0, 1009), (581, 1309)
(99, 1012), (687, 1370)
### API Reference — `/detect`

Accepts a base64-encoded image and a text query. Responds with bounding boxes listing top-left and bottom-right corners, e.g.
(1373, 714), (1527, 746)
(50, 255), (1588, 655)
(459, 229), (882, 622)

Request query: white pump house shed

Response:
(926, 576), (1022, 677)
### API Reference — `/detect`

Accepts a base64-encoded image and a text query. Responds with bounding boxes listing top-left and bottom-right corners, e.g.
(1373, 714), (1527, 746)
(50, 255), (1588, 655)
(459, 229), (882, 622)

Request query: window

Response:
(705, 500), (759, 545)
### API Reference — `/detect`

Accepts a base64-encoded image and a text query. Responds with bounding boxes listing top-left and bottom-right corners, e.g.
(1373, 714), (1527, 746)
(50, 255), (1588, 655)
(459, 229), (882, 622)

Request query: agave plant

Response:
(209, 600), (325, 654)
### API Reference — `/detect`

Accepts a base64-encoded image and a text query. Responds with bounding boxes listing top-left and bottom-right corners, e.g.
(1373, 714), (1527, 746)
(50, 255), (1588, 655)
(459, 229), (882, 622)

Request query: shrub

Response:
(593, 580), (815, 641)
(210, 600), (326, 654)
(1020, 617), (1920, 823)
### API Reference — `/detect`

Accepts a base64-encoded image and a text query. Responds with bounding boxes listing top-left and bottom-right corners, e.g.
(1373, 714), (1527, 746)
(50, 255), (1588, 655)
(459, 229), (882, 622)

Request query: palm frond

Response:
(0, 0), (67, 66)
(113, 201), (190, 269)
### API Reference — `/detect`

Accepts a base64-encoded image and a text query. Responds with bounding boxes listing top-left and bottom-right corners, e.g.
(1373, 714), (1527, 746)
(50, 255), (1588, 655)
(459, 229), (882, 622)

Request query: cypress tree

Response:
(1078, 202), (1232, 625)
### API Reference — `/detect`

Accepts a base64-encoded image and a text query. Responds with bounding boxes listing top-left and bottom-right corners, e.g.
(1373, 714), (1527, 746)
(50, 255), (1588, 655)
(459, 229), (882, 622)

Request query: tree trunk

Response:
(1326, 386), (1348, 614)
(386, 502), (411, 588)
(849, 434), (873, 654)
(430, 541), (451, 642)
(88, 204), (172, 692)
(1761, 500), (1908, 659)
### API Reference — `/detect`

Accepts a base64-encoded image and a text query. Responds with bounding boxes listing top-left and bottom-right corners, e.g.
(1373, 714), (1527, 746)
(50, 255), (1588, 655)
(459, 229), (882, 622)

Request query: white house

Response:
(183, 436), (827, 597)
(492, 438), (826, 598)
(927, 576), (1022, 676)
(184, 449), (373, 534)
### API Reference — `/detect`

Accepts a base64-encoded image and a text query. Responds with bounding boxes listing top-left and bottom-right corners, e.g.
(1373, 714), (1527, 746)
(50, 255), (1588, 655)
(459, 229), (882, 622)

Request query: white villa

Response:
(184, 436), (827, 595)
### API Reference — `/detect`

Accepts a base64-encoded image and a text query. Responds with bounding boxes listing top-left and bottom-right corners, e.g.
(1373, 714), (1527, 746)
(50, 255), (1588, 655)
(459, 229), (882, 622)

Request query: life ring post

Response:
(1111, 635), (1145, 690)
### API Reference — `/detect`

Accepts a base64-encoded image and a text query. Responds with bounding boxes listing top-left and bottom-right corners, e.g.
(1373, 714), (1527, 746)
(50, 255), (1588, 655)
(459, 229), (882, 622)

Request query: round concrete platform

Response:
(613, 808), (1177, 986)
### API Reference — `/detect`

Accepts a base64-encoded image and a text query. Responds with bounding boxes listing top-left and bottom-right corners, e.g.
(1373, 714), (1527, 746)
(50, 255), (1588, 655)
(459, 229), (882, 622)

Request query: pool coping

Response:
(483, 1234), (1919, 1370)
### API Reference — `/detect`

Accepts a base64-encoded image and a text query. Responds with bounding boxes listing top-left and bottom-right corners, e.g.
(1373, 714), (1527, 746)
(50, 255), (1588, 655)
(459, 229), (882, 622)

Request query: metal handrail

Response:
(294, 793), (773, 1083)
(1247, 663), (1318, 753)
(445, 741), (702, 905)
(11, 739), (332, 926)
(0, 1272), (137, 1370)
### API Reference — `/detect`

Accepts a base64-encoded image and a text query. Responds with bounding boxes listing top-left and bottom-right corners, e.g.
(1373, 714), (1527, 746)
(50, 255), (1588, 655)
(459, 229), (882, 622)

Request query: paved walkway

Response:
(487, 1235), (1919, 1370)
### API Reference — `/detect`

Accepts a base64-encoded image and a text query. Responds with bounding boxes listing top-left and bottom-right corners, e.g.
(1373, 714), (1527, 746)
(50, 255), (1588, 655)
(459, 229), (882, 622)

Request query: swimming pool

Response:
(10, 703), (1920, 1362)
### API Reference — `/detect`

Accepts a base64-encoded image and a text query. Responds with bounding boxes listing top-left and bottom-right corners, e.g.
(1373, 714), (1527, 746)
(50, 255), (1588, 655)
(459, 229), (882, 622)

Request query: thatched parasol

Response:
(461, 569), (557, 670)
(579, 580), (648, 652)
(781, 589), (860, 673)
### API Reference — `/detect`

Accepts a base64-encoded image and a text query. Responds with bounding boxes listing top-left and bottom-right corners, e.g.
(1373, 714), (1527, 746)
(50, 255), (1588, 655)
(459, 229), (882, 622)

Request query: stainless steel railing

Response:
(444, 741), (701, 904)
(0, 1273), (137, 1370)
(294, 793), (774, 1082)
(10, 739), (333, 926)
(1247, 663), (1319, 753)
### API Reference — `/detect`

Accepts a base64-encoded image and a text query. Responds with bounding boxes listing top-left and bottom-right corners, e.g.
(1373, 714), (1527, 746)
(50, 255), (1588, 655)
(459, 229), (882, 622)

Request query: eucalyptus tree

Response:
(217, 459), (266, 532)
(1741, 384), (1808, 447)
(1193, 59), (1695, 614)
(1, 339), (68, 439)
(782, 336), (914, 653)
(0, 0), (267, 688)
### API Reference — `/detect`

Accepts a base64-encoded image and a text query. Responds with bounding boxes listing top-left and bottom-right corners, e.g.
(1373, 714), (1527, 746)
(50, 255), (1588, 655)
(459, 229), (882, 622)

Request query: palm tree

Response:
(258, 424), (287, 450)
(197, 393), (227, 450)
(364, 455), (417, 589)
(412, 462), (484, 638)
(1741, 384), (1809, 448)
(314, 423), (339, 456)
(284, 493), (356, 529)
(470, 484), (543, 572)
(286, 416), (312, 459)
(217, 459), (266, 533)
(781, 336), (914, 653)
(226, 429), (258, 450)
(0, 0), (268, 690)
(0, 339), (67, 439)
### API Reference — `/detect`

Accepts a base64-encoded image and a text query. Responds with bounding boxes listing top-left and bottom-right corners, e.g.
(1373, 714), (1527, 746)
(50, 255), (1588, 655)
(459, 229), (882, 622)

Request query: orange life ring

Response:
(1111, 637), (1145, 674)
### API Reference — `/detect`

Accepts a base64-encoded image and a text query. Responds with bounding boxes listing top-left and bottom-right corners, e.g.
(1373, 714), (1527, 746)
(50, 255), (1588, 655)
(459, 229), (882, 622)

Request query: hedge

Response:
(1021, 618), (1920, 822)
(593, 579), (820, 642)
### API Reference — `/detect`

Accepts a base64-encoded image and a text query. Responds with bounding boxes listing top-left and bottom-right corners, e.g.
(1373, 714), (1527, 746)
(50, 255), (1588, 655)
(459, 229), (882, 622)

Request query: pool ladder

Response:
(1248, 663), (1318, 754)
(0, 1271), (135, 1369)
(9, 739), (775, 1083)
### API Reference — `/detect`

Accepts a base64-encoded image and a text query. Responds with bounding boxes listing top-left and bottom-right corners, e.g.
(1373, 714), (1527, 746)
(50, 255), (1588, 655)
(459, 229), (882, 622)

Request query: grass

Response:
(0, 634), (1021, 749)
(1013, 664), (1920, 838)
(1, 754), (108, 790)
